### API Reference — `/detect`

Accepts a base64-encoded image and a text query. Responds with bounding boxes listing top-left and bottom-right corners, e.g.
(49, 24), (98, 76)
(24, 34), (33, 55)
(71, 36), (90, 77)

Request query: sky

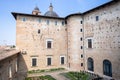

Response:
(0, 0), (111, 45)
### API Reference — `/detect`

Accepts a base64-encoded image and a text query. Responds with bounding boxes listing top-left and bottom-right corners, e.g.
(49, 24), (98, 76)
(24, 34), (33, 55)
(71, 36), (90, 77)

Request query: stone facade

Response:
(0, 48), (20, 80)
(12, 0), (120, 80)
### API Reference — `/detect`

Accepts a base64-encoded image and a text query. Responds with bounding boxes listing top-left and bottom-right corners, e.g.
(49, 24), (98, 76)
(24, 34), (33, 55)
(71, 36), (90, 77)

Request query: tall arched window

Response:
(87, 57), (94, 71)
(103, 60), (112, 77)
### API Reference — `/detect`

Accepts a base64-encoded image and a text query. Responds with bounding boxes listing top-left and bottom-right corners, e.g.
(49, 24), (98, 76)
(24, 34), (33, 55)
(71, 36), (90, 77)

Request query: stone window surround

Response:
(31, 57), (38, 67)
(46, 38), (53, 49)
(60, 55), (66, 65)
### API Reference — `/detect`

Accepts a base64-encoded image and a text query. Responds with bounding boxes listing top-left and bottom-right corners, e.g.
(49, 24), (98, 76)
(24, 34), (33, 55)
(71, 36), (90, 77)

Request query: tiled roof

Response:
(0, 48), (20, 61)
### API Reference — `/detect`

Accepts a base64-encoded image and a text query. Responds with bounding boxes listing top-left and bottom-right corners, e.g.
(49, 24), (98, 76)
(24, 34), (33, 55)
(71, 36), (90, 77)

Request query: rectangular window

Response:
(80, 29), (83, 32)
(80, 21), (83, 24)
(38, 29), (40, 34)
(22, 17), (26, 22)
(80, 37), (82, 41)
(32, 58), (37, 66)
(81, 54), (83, 58)
(47, 58), (51, 66)
(62, 21), (64, 26)
(38, 19), (41, 23)
(61, 57), (65, 65)
(47, 41), (52, 48)
(47, 20), (49, 25)
(81, 63), (83, 67)
(96, 16), (99, 21)
(81, 46), (83, 49)
(88, 39), (92, 48)
(55, 21), (57, 25)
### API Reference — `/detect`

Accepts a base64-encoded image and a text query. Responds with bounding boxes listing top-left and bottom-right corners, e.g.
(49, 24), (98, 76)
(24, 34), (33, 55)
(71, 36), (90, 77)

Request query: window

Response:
(9, 66), (12, 78)
(22, 17), (26, 22)
(16, 60), (18, 72)
(96, 16), (99, 21)
(88, 57), (94, 71)
(62, 21), (64, 26)
(47, 41), (51, 48)
(81, 54), (83, 58)
(80, 21), (83, 24)
(38, 29), (40, 34)
(46, 39), (53, 49)
(80, 29), (83, 32)
(47, 58), (51, 66)
(47, 20), (49, 25)
(38, 19), (41, 23)
(60, 56), (65, 65)
(88, 39), (92, 48)
(81, 63), (83, 66)
(32, 58), (37, 66)
(80, 37), (83, 41)
(55, 21), (57, 25)
(81, 46), (83, 49)
(103, 60), (112, 77)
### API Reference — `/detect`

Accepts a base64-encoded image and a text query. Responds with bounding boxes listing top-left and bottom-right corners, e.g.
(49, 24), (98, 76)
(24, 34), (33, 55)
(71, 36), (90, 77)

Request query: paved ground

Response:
(45, 70), (69, 80)
(27, 70), (70, 80)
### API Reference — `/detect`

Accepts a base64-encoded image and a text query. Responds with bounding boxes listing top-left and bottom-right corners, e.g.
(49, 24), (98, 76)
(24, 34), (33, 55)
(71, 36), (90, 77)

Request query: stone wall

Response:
(84, 1), (120, 80)
(16, 16), (67, 70)
(0, 54), (18, 80)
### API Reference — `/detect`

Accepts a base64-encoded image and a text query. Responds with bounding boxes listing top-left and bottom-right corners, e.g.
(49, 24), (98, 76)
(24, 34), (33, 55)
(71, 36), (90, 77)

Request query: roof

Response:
(44, 11), (59, 17)
(0, 47), (20, 61)
(12, 12), (64, 20)
(65, 0), (117, 19)
(12, 0), (118, 20)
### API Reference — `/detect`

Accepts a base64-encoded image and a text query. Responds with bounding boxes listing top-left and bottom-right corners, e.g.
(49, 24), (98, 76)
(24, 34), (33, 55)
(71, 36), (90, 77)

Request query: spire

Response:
(49, 3), (53, 11)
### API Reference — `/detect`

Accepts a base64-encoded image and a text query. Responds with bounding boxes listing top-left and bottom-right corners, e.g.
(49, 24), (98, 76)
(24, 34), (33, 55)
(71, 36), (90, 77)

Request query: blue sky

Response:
(0, 0), (111, 45)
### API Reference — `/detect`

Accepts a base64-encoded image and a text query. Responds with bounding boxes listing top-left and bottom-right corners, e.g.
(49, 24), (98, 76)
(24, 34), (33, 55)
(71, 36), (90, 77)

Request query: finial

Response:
(49, 3), (53, 11)
(50, 3), (53, 7)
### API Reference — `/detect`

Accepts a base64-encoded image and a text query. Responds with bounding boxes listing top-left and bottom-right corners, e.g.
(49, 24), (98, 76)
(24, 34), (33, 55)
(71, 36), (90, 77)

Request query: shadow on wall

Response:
(17, 53), (28, 80)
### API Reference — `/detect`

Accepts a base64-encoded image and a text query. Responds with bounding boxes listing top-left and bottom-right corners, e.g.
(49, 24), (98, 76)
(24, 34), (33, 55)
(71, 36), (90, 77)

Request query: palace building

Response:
(7, 0), (120, 79)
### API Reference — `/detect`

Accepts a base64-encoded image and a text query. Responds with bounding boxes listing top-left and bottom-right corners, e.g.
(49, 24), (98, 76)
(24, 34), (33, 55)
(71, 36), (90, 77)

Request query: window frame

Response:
(32, 57), (37, 67)
(46, 39), (53, 49)
(87, 57), (94, 71)
(103, 60), (112, 77)
(60, 56), (65, 65)
(47, 57), (52, 66)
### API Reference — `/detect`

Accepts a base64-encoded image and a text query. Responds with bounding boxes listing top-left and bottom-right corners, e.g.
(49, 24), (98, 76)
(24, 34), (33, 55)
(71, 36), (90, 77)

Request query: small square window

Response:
(81, 63), (83, 66)
(22, 17), (26, 22)
(81, 54), (83, 58)
(80, 29), (83, 32)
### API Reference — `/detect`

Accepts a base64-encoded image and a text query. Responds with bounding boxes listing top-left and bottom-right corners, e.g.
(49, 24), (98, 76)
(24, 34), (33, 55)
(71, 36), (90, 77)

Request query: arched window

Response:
(88, 57), (94, 71)
(103, 60), (112, 77)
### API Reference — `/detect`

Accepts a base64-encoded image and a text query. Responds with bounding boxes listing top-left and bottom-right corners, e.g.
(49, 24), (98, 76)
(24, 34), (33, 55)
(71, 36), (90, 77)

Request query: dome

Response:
(44, 11), (59, 17)
(44, 3), (59, 17)
(34, 6), (39, 11)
